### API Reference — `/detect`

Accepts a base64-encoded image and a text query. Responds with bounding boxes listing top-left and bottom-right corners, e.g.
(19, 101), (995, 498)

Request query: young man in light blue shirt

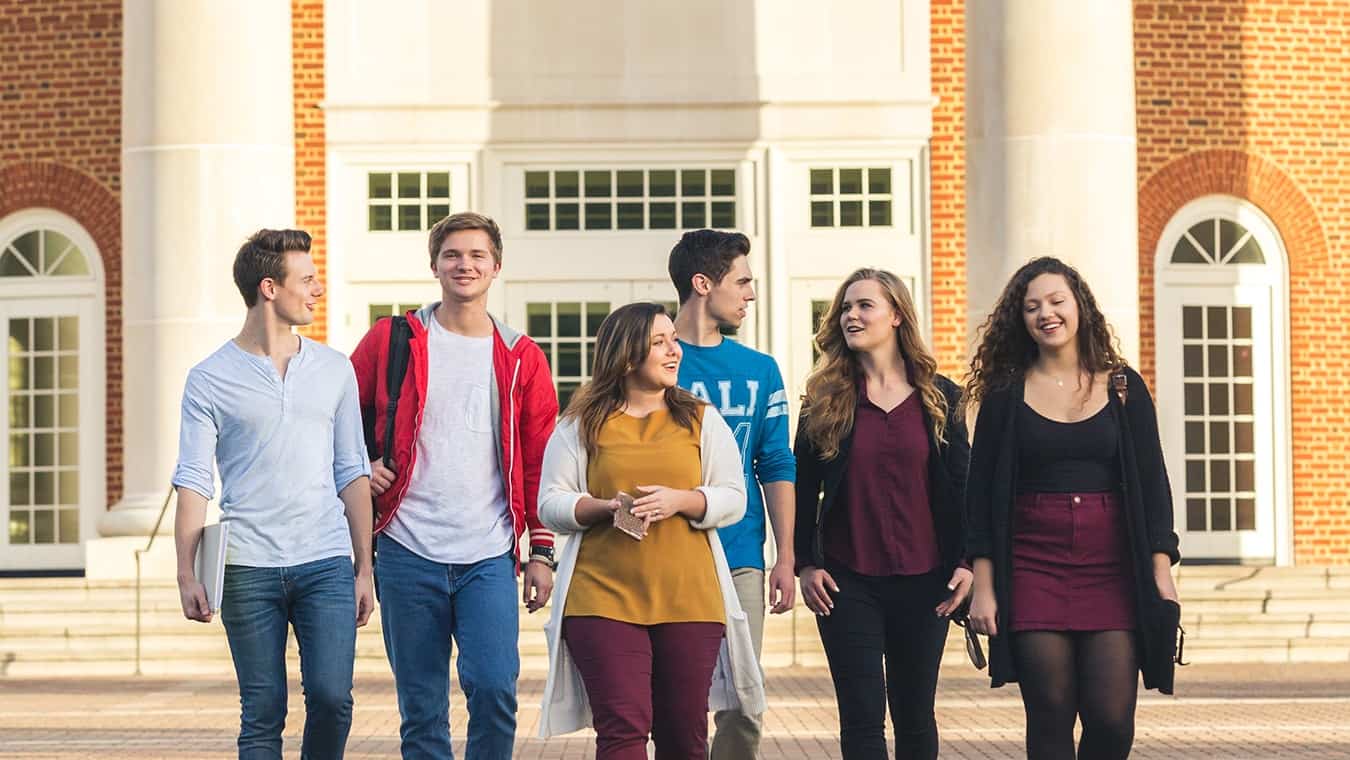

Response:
(669, 229), (797, 760)
(172, 229), (374, 759)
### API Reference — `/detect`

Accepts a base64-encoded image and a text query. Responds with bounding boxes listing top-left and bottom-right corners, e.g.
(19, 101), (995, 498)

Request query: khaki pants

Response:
(710, 567), (766, 760)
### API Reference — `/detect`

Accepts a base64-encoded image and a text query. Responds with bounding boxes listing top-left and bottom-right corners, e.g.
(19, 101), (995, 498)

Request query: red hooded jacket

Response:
(351, 304), (558, 556)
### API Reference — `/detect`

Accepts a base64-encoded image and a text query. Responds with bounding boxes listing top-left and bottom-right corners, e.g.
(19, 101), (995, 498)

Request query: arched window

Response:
(1154, 196), (1290, 565)
(0, 210), (105, 572)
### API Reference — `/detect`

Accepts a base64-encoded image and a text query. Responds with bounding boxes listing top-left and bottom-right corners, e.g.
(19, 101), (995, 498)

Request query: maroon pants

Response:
(563, 616), (725, 760)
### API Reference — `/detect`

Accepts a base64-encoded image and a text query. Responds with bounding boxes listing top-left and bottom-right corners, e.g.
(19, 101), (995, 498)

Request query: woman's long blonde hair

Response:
(801, 268), (948, 460)
(563, 302), (702, 458)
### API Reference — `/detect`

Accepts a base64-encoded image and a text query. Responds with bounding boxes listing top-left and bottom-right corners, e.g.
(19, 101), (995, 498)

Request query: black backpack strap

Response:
(382, 315), (413, 472)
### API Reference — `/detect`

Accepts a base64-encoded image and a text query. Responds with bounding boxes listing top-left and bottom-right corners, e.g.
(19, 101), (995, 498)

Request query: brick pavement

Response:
(1, 664), (1349, 758)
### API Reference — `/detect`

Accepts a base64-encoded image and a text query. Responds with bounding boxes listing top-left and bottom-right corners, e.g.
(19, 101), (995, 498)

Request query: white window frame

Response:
(0, 208), (106, 572)
(807, 166), (896, 228)
(365, 169), (453, 233)
(519, 165), (741, 233)
(1154, 195), (1292, 565)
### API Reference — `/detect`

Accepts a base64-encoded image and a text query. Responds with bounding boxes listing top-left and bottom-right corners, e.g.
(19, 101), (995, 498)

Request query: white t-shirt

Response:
(384, 317), (513, 564)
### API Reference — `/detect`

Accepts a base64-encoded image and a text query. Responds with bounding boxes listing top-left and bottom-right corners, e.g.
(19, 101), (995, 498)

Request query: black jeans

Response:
(815, 563), (951, 760)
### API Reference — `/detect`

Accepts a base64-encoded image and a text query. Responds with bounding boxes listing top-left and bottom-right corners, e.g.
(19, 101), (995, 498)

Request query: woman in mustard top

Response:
(535, 302), (761, 759)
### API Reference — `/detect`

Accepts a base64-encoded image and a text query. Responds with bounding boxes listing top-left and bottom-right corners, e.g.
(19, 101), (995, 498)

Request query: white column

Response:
(964, 0), (1139, 362)
(99, 0), (296, 537)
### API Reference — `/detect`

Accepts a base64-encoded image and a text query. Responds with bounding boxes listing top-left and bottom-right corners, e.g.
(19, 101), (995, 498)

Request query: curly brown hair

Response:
(802, 268), (947, 460)
(964, 257), (1126, 409)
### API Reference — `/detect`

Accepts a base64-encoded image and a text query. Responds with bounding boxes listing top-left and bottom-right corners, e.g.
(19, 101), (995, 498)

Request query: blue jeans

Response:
(220, 555), (357, 760)
(375, 534), (519, 760)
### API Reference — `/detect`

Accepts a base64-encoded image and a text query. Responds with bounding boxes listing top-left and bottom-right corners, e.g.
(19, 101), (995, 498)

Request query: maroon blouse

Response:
(824, 388), (942, 576)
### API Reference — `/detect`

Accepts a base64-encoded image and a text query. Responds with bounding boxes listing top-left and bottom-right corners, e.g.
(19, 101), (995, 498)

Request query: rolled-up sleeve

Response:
(171, 370), (218, 500)
(333, 367), (373, 493)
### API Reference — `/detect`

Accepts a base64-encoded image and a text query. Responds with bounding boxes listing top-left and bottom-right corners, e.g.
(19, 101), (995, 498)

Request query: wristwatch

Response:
(528, 545), (557, 570)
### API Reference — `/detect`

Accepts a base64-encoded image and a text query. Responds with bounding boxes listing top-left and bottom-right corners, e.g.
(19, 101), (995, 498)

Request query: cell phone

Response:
(612, 492), (646, 541)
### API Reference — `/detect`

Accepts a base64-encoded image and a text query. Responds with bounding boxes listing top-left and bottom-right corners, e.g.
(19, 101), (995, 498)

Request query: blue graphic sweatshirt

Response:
(678, 338), (796, 570)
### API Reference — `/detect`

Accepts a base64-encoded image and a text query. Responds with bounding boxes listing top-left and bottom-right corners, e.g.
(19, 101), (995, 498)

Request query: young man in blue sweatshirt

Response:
(669, 229), (796, 759)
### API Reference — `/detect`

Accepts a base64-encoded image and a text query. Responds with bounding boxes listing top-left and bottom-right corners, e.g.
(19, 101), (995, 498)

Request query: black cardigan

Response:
(793, 374), (970, 582)
(966, 367), (1182, 693)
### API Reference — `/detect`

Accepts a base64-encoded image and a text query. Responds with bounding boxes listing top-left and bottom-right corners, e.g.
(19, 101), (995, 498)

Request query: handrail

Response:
(133, 486), (176, 676)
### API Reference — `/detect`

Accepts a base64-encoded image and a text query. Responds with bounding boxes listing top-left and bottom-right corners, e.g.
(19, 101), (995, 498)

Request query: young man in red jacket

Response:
(351, 212), (557, 759)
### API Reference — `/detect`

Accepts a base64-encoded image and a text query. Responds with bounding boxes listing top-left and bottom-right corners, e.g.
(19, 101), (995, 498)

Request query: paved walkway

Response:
(2, 663), (1349, 758)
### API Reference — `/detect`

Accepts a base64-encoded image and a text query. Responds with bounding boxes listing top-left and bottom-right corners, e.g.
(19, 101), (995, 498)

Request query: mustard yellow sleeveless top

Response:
(563, 409), (724, 625)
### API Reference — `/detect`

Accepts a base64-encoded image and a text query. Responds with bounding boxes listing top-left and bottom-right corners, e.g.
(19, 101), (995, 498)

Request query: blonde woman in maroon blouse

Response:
(793, 268), (971, 760)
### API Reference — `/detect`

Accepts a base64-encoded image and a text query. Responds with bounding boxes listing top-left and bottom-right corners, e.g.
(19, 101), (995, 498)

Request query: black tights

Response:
(1012, 630), (1139, 760)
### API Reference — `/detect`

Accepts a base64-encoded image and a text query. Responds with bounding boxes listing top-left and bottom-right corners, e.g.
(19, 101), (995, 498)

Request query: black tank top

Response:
(1016, 401), (1120, 493)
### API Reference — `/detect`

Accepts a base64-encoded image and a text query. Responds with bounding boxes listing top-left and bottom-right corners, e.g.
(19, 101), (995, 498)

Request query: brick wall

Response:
(292, 0), (328, 342)
(0, 0), (123, 506)
(1135, 0), (1350, 563)
(930, 0), (966, 378)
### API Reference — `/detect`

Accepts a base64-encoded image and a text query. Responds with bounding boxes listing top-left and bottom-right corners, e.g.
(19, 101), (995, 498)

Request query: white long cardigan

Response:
(535, 405), (768, 738)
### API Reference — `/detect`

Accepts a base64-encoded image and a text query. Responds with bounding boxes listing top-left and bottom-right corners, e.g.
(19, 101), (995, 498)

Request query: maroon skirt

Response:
(1010, 491), (1137, 632)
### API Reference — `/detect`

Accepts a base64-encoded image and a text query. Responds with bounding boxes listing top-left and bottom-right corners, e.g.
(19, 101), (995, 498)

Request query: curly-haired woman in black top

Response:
(964, 257), (1182, 760)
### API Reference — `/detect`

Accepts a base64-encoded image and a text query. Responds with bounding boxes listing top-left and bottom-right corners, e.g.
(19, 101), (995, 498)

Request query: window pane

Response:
(1236, 499), (1256, 531)
(1218, 219), (1243, 260)
(839, 201), (863, 227)
(1232, 345), (1253, 378)
(710, 170), (735, 196)
(710, 202), (735, 228)
(398, 205), (422, 231)
(35, 431), (55, 466)
(34, 394), (53, 429)
(1182, 306), (1203, 339)
(1230, 237), (1265, 264)
(1185, 421), (1205, 454)
(10, 471), (29, 505)
(556, 203), (580, 230)
(1210, 422), (1230, 454)
(1236, 459), (1255, 491)
(682, 202), (706, 229)
(59, 356), (77, 389)
(525, 203), (550, 231)
(9, 393), (28, 428)
(0, 248), (34, 277)
(525, 171), (550, 199)
(1210, 498), (1232, 531)
(59, 508), (78, 542)
(59, 470), (78, 505)
(649, 202), (677, 229)
(838, 169), (863, 195)
(1234, 422), (1254, 454)
(1184, 383), (1204, 415)
(34, 318), (54, 351)
(59, 393), (77, 426)
(557, 344), (582, 377)
(558, 381), (581, 411)
(557, 303), (582, 336)
(1208, 383), (1228, 415)
(586, 302), (610, 337)
(9, 509), (29, 543)
(616, 170), (644, 198)
(649, 170), (676, 197)
(555, 171), (580, 198)
(868, 167), (891, 194)
(1207, 345), (1228, 377)
(1210, 460), (1231, 492)
(58, 317), (78, 350)
(868, 200), (892, 226)
(1207, 307), (1228, 339)
(584, 171), (611, 198)
(1188, 220), (1216, 260)
(1171, 238), (1208, 264)
(527, 303), (552, 337)
(48, 247), (88, 276)
(1187, 499), (1206, 531)
(617, 203), (644, 229)
(427, 205), (450, 226)
(1232, 307), (1252, 339)
(34, 356), (54, 390)
(1233, 383), (1253, 415)
(368, 173), (392, 199)
(585, 203), (612, 230)
(681, 170), (706, 197)
(35, 471), (54, 506)
(369, 205), (392, 231)
(34, 508), (55, 543)
(810, 169), (833, 195)
(426, 172), (450, 198)
(10, 355), (29, 391)
(1186, 459), (1205, 493)
(396, 173), (420, 198)
(811, 201), (834, 227)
